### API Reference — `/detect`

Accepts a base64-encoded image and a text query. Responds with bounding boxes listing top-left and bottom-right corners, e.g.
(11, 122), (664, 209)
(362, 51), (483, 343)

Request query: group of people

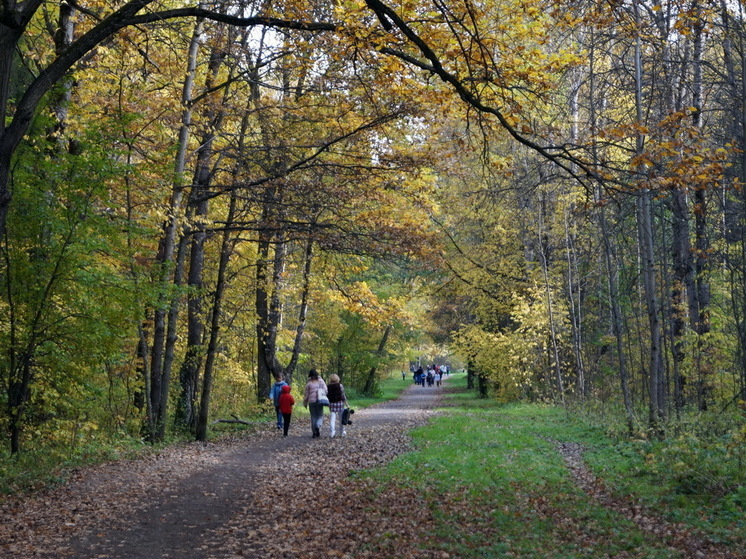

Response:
(268, 369), (350, 438)
(412, 364), (448, 387)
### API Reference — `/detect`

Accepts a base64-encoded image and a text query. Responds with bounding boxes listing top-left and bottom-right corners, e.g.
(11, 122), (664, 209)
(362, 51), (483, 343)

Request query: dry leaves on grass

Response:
(555, 440), (741, 559)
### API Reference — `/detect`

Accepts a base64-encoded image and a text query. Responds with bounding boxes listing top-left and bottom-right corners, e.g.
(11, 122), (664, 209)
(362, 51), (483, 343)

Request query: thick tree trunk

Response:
(255, 225), (285, 400)
(175, 51), (225, 430)
(145, 18), (203, 441)
(175, 207), (206, 433)
(466, 359), (475, 390)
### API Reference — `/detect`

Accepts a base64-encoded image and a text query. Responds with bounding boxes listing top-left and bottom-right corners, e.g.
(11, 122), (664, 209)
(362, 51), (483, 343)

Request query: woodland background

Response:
(0, 0), (745, 502)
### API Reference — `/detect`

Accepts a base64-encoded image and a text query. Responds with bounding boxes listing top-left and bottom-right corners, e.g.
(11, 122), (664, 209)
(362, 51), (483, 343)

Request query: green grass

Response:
(347, 374), (413, 408)
(360, 373), (745, 557)
(580, 426), (746, 546)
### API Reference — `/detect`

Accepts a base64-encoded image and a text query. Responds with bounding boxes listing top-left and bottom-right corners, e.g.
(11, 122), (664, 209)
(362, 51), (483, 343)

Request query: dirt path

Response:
(0, 381), (443, 558)
(4, 381), (738, 558)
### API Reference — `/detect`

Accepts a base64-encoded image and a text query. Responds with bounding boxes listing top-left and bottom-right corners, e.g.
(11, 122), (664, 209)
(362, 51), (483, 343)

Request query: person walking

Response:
(268, 373), (288, 430)
(326, 374), (349, 438)
(278, 384), (295, 437)
(303, 369), (327, 438)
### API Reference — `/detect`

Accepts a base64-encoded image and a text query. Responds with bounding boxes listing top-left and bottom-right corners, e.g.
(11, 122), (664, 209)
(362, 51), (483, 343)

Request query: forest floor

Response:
(0, 380), (742, 558)
(0, 384), (439, 558)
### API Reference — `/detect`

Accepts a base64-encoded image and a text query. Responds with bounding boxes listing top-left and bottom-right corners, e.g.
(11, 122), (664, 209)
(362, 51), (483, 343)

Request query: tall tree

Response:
(0, 0), (335, 238)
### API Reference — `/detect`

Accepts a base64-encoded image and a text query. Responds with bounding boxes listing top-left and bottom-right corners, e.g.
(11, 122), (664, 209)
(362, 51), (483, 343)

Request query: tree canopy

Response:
(2, 0), (746, 458)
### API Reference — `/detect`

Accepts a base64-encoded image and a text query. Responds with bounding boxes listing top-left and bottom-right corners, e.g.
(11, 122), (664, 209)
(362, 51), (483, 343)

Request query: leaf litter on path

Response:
(2, 383), (741, 558)
(0, 384), (441, 558)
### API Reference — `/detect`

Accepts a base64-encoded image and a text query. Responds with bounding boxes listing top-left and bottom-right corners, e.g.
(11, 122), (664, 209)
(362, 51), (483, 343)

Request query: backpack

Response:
(270, 382), (287, 406)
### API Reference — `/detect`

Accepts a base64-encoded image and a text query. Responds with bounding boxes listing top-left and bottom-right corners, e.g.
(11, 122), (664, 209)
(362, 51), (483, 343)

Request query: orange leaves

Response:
(593, 104), (733, 196)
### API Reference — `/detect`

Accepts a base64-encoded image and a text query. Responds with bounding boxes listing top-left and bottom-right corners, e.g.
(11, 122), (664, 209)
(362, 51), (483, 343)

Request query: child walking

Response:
(268, 373), (288, 430)
(278, 384), (295, 437)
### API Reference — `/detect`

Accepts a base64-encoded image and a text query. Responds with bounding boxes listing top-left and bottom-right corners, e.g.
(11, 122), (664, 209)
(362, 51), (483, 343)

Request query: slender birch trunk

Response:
(145, 17), (204, 440)
(633, 0), (665, 428)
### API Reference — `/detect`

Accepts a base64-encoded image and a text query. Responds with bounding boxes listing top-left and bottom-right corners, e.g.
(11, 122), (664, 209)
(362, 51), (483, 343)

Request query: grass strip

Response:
(360, 374), (744, 557)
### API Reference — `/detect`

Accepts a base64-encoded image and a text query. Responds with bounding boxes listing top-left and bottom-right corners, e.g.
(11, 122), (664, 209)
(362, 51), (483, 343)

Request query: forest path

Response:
(4, 379), (738, 558)
(0, 379), (442, 558)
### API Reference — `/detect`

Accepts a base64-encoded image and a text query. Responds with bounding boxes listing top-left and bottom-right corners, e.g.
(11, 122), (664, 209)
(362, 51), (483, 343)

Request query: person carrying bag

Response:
(302, 369), (327, 438)
(326, 374), (349, 438)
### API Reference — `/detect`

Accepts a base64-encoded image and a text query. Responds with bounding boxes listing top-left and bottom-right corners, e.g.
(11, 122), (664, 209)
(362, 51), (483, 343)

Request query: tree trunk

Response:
(284, 237), (315, 385)
(670, 188), (694, 408)
(600, 205), (635, 434)
(691, 11), (712, 411)
(196, 192), (237, 441)
(255, 224), (286, 401)
(362, 325), (392, 396)
(175, 29), (227, 430)
(4, 2), (74, 453)
(633, 0), (665, 428)
(538, 193), (565, 404)
(564, 207), (585, 398)
(145, 18), (204, 441)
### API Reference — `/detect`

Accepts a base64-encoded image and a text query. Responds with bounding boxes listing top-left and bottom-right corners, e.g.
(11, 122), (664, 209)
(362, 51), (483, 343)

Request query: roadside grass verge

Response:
(0, 435), (154, 495)
(359, 373), (745, 557)
(579, 411), (746, 548)
(347, 375), (413, 408)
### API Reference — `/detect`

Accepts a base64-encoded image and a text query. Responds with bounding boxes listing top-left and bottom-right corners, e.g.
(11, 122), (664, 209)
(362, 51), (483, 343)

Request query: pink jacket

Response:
(303, 378), (327, 405)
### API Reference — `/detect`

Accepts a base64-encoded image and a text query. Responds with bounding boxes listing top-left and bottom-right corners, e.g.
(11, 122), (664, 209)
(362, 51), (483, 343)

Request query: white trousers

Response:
(329, 412), (346, 437)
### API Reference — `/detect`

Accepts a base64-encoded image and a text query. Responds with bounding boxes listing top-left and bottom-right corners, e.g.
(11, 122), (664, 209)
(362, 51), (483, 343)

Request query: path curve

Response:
(0, 380), (444, 558)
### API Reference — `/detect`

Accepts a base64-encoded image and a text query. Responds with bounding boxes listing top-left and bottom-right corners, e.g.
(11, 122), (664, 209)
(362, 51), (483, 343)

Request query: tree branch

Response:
(125, 9), (336, 31)
(364, 0), (603, 189)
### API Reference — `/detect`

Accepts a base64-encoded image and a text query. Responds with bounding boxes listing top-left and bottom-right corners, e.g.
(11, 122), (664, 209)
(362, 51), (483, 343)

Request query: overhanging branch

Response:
(364, 0), (603, 190)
